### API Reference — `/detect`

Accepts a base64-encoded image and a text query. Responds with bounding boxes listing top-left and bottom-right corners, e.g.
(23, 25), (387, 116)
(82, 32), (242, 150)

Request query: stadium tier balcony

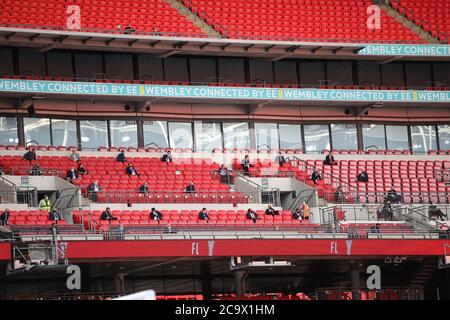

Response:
(0, 0), (206, 37)
(185, 0), (425, 43)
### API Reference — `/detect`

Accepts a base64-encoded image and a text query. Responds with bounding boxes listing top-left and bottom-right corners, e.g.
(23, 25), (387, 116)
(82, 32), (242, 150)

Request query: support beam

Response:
(378, 56), (403, 64)
(36, 44), (62, 53)
(135, 98), (162, 113)
(247, 100), (275, 114)
(234, 270), (248, 298)
(157, 50), (181, 58)
(349, 260), (361, 300)
(355, 102), (384, 116)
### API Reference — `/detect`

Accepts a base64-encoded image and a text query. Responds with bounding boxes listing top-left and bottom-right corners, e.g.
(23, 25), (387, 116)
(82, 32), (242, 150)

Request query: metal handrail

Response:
(389, 0), (448, 44)
(288, 188), (317, 211)
(324, 191), (450, 205)
(291, 156), (356, 193)
(407, 205), (448, 230)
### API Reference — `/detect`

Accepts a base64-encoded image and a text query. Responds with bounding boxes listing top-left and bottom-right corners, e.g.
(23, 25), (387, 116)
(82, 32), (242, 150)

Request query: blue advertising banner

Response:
(0, 79), (449, 103)
(358, 44), (450, 56)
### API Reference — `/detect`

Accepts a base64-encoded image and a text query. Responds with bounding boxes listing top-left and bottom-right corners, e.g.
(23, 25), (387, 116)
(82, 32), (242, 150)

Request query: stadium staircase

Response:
(409, 257), (438, 295)
(164, 0), (223, 38)
(376, 0), (442, 44)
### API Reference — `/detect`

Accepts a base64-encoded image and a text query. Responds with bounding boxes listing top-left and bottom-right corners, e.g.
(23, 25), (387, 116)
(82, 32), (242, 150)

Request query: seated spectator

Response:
(116, 150), (127, 163)
(334, 186), (345, 203)
(69, 150), (80, 162)
(246, 208), (258, 223)
(152, 26), (161, 36)
(301, 202), (310, 220)
(100, 207), (118, 221)
(323, 151), (337, 165)
(39, 195), (51, 212)
(87, 180), (101, 202)
(356, 171), (369, 183)
(139, 182), (149, 194)
(185, 182), (196, 194)
(77, 162), (87, 175)
(198, 208), (209, 220)
(275, 153), (286, 166)
(368, 223), (381, 235)
(29, 164), (43, 176)
(428, 204), (447, 221)
(66, 167), (78, 181)
(386, 187), (402, 204)
(348, 227), (359, 239)
(161, 150), (173, 163)
(125, 163), (139, 176)
(293, 208), (303, 220)
(49, 208), (62, 221)
(150, 208), (163, 221)
(310, 168), (323, 185)
(381, 200), (394, 221)
(0, 208), (10, 226)
(265, 204), (279, 216)
(241, 155), (253, 176)
(218, 164), (230, 183)
(123, 24), (135, 34)
(23, 148), (36, 163)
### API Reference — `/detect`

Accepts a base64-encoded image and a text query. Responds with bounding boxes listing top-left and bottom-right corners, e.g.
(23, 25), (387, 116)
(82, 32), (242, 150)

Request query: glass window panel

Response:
(362, 124), (386, 150)
(255, 123), (279, 150)
(143, 120), (168, 148)
(51, 119), (77, 147)
(304, 125), (330, 153)
(0, 117), (18, 145)
(24, 118), (51, 146)
(438, 125), (450, 151)
(386, 125), (409, 150)
(411, 125), (437, 154)
(223, 123), (250, 149)
(194, 122), (222, 152)
(279, 124), (302, 149)
(80, 120), (108, 150)
(331, 124), (358, 150)
(110, 120), (138, 148)
(169, 122), (193, 149)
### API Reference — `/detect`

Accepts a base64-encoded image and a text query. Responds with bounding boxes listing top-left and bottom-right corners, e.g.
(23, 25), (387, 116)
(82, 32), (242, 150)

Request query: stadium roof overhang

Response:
(0, 27), (449, 62)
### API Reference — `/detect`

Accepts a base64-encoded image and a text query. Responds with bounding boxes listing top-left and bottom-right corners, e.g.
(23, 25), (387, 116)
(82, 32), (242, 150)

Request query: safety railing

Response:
(315, 287), (423, 300)
(82, 190), (258, 204)
(2, 73), (448, 92)
(5, 166), (61, 177)
(324, 191), (450, 205)
(290, 156), (357, 193)
(233, 172), (281, 206)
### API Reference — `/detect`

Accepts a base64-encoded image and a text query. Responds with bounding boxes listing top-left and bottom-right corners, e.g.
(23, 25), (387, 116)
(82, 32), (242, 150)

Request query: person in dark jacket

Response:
(324, 151), (337, 165)
(198, 208), (209, 220)
(217, 164), (230, 184)
(100, 207), (117, 221)
(0, 208), (10, 226)
(66, 167), (78, 181)
(150, 208), (163, 221)
(185, 182), (196, 194)
(87, 181), (101, 202)
(77, 162), (87, 175)
(116, 150), (126, 163)
(293, 208), (303, 220)
(275, 153), (286, 166)
(310, 168), (323, 185)
(381, 201), (394, 221)
(265, 204), (279, 215)
(23, 148), (36, 163)
(161, 151), (173, 163)
(241, 155), (253, 176)
(125, 163), (139, 177)
(386, 187), (401, 204)
(49, 208), (62, 221)
(356, 171), (369, 183)
(368, 223), (381, 235)
(139, 182), (149, 194)
(246, 208), (258, 223)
